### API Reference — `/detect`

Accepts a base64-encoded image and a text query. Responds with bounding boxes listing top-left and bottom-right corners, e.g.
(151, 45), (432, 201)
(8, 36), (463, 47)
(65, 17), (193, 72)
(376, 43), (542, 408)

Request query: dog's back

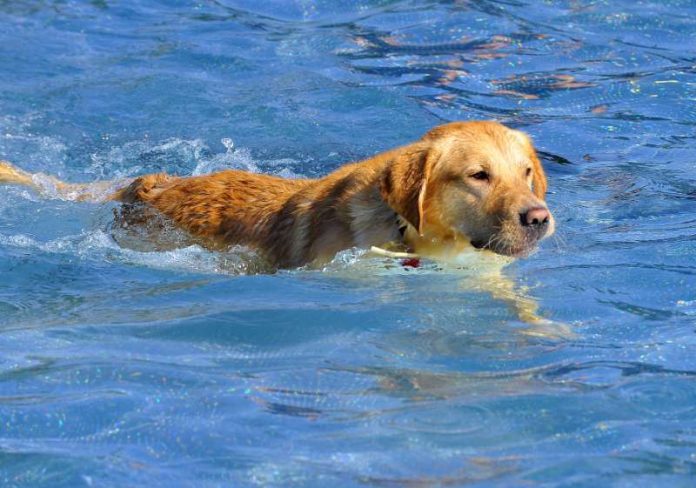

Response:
(112, 170), (317, 261)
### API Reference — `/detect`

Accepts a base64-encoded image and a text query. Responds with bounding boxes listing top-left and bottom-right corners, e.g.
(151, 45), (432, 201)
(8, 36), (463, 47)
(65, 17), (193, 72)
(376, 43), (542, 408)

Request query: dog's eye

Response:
(526, 167), (532, 177)
(470, 171), (489, 181)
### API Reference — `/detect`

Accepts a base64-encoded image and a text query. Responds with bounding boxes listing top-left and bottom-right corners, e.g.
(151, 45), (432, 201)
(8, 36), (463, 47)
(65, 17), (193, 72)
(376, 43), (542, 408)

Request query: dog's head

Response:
(380, 121), (554, 256)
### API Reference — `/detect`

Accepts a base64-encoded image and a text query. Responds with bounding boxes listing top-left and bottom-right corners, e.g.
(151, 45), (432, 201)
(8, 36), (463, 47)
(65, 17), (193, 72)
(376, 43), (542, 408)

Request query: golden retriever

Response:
(0, 121), (554, 268)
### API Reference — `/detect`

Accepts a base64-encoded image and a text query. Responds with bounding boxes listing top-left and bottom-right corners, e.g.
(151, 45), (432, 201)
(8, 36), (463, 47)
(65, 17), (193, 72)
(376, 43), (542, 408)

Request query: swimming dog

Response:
(0, 121), (554, 268)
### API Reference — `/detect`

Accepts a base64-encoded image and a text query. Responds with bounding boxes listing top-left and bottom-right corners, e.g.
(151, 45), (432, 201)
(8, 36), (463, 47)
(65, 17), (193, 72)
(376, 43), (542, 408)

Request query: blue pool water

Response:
(1, 0), (695, 486)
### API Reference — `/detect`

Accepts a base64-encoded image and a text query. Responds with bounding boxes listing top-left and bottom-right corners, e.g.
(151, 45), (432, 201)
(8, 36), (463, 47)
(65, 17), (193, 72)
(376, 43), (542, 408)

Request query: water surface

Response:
(0, 1), (695, 486)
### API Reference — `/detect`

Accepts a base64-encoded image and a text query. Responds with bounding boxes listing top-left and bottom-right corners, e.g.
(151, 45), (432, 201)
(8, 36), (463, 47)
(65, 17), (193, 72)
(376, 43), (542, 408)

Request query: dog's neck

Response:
(262, 146), (478, 267)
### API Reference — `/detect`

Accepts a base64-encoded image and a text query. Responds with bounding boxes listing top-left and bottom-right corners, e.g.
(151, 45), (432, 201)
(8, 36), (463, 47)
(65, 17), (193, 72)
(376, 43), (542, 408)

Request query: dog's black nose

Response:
(520, 207), (550, 227)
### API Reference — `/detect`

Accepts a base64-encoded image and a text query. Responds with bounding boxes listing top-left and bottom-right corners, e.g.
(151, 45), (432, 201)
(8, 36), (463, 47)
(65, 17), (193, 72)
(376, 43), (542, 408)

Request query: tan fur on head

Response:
(0, 121), (554, 267)
(384, 121), (554, 257)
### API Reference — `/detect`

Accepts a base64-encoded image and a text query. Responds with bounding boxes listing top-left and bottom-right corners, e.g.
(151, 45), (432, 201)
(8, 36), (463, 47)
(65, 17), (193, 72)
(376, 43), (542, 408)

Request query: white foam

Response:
(192, 138), (301, 178)
(0, 113), (69, 174)
(88, 138), (210, 179)
(0, 230), (267, 275)
(84, 136), (301, 180)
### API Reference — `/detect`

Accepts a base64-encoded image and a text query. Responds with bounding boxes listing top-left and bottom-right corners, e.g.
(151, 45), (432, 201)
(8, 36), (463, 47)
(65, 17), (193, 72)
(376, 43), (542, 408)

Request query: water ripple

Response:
(1, 0), (695, 486)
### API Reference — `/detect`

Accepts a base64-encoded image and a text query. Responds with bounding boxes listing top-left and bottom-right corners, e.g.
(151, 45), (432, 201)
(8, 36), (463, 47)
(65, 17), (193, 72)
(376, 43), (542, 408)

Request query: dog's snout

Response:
(520, 207), (550, 227)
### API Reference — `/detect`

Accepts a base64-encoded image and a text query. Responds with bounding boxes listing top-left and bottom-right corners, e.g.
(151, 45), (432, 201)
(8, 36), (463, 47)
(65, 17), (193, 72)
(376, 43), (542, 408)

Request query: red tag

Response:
(401, 258), (420, 268)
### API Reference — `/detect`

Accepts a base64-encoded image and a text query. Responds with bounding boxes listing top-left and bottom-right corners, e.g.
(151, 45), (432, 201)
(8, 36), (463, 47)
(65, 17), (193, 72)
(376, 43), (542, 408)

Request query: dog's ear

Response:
(379, 144), (435, 235)
(514, 130), (547, 199)
(529, 147), (547, 199)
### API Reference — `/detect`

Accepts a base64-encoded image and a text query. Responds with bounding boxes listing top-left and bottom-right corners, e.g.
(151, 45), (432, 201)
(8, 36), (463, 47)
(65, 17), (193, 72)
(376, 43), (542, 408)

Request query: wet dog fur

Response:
(0, 121), (554, 268)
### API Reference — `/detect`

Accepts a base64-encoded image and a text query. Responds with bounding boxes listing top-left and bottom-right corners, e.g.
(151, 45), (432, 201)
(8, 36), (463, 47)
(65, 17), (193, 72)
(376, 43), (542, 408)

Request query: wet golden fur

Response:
(0, 121), (554, 268)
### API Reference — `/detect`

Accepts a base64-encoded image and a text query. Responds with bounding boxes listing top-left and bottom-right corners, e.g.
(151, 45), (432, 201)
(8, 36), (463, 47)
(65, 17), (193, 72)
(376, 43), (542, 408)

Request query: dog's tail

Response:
(0, 160), (34, 186)
(0, 160), (130, 202)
